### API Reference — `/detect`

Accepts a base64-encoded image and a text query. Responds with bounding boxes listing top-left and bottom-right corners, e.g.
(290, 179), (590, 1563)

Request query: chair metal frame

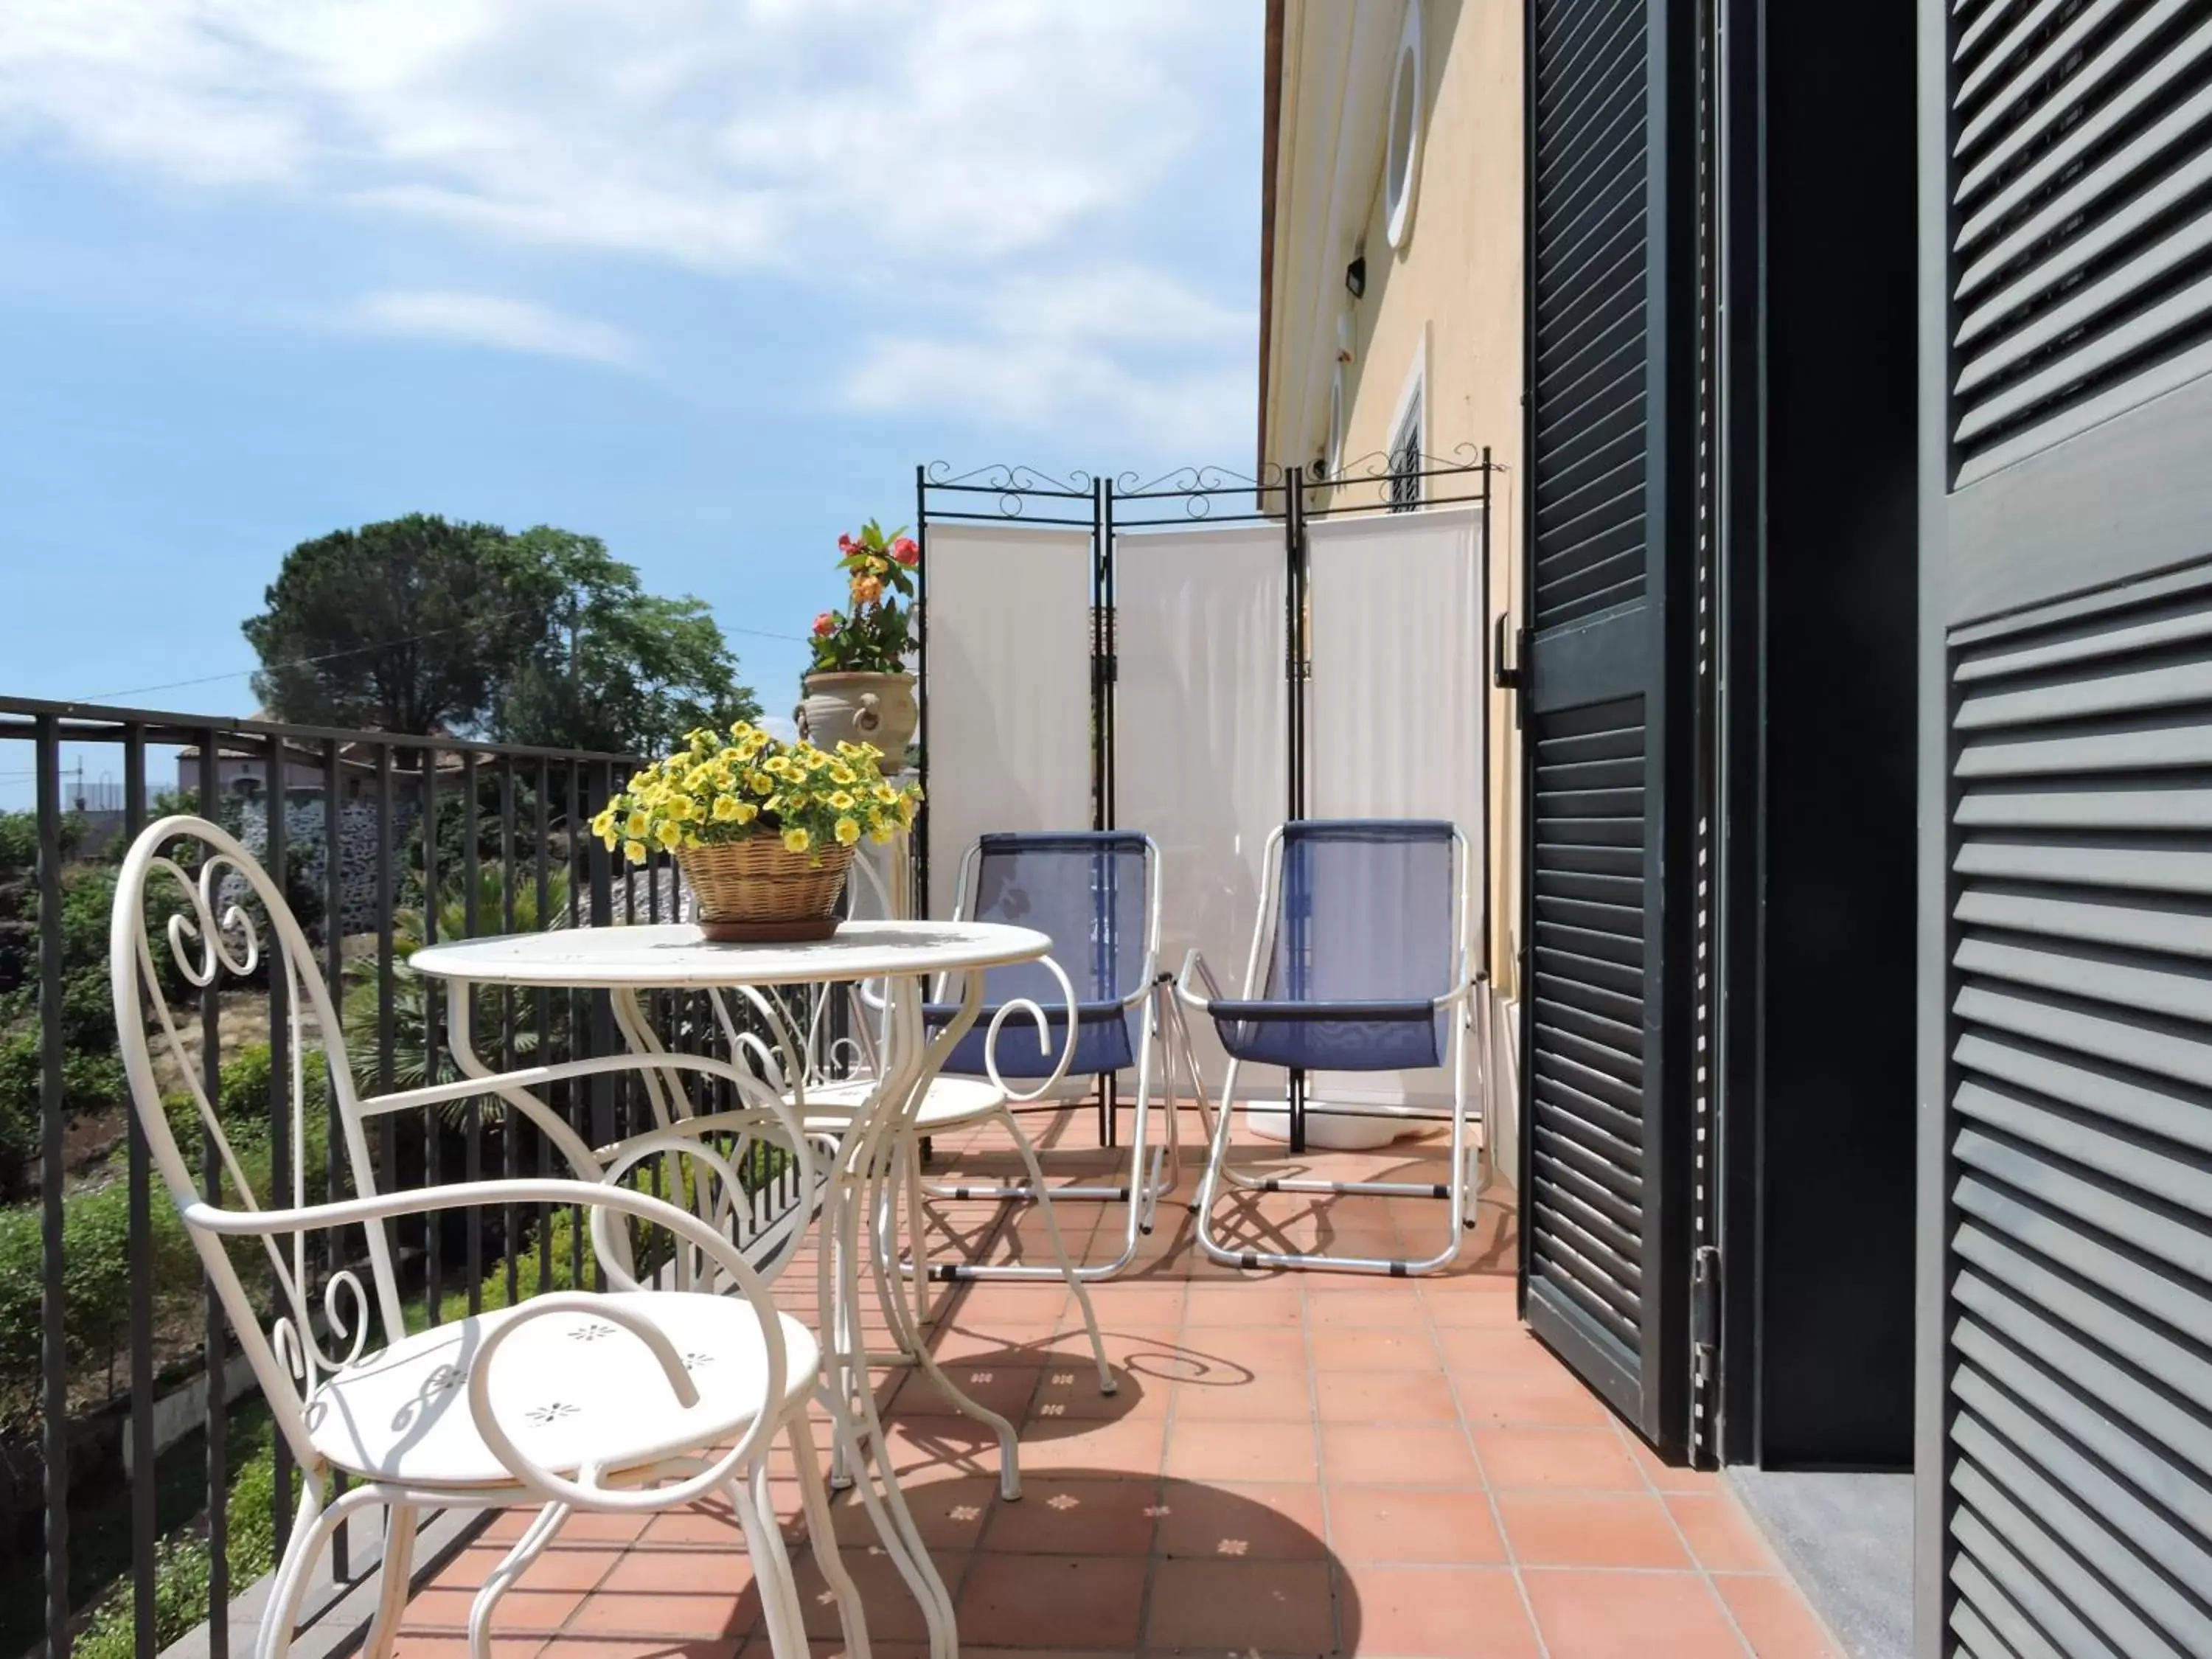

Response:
(110, 817), (869, 1659)
(1178, 818), (1487, 1276)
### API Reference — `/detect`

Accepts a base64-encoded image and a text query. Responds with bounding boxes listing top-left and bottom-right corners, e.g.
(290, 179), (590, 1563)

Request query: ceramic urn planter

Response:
(798, 670), (917, 765)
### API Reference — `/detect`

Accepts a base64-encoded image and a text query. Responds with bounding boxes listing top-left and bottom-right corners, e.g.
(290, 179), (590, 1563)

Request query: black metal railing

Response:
(0, 695), (810, 1659)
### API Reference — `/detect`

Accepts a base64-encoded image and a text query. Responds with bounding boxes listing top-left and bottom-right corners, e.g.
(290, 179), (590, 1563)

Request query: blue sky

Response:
(0, 1), (1260, 805)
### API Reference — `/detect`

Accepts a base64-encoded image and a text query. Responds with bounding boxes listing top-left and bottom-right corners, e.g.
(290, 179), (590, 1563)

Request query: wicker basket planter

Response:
(677, 839), (855, 942)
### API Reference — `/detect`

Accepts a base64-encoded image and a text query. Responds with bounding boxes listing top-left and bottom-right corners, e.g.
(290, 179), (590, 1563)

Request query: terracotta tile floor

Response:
(389, 1109), (1843, 1658)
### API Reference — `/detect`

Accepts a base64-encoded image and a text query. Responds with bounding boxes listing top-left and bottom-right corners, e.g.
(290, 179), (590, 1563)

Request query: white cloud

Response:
(344, 289), (636, 364)
(844, 266), (1254, 453)
(0, 0), (1259, 448)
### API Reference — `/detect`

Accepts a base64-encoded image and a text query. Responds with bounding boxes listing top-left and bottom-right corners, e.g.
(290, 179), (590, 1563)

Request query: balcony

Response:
(364, 1111), (1835, 1659)
(1, 694), (1845, 1659)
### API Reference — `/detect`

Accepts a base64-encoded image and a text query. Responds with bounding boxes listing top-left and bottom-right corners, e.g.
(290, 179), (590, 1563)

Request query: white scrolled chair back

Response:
(111, 816), (409, 1447)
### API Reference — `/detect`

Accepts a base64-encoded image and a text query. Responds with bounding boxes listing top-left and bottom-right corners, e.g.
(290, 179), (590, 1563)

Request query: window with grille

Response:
(1390, 406), (1422, 511)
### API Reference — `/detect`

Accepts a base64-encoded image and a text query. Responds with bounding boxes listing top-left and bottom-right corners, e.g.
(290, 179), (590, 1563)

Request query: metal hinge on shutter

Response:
(1492, 616), (1529, 691)
(1691, 1245), (1721, 1379)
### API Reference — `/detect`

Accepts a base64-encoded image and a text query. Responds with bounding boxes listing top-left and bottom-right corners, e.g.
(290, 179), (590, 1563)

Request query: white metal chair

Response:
(1178, 818), (1485, 1275)
(110, 817), (865, 1659)
(748, 834), (1141, 1397)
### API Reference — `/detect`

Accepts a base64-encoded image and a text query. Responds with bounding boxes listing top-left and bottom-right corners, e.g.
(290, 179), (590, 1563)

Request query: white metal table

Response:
(411, 919), (1057, 1659)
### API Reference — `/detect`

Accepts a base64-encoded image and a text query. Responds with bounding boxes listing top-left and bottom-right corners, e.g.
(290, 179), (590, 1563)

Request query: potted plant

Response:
(593, 721), (920, 942)
(800, 520), (919, 763)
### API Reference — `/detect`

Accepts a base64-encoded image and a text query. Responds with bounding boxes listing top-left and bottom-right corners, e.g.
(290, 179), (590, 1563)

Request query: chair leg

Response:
(998, 1106), (1116, 1397)
(788, 1414), (872, 1659)
(358, 1501), (420, 1659)
(260, 1481), (389, 1659)
(905, 1135), (934, 1325)
(467, 1502), (570, 1659)
(735, 1462), (810, 1659)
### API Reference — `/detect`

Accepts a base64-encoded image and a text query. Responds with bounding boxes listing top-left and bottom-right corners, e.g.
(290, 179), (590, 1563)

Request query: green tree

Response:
(243, 515), (554, 736)
(492, 527), (758, 755)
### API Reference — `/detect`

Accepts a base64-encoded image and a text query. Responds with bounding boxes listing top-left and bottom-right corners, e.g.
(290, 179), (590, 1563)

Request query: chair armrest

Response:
(980, 955), (1082, 1104)
(1175, 949), (1226, 1012)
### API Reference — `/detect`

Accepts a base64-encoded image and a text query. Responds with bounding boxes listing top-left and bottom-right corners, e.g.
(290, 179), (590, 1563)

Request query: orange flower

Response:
(811, 611), (838, 637)
(850, 572), (883, 605)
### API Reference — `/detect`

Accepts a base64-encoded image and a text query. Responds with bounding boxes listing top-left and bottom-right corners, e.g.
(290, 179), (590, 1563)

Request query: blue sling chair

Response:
(1177, 818), (1485, 1275)
(915, 832), (1189, 1276)
(761, 832), (1188, 1420)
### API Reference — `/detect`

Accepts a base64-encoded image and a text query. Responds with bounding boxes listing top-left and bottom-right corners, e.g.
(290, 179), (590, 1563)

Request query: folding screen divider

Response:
(907, 519), (1094, 922)
(1303, 504), (1489, 1116)
(1112, 521), (1290, 1107)
(912, 453), (1497, 1150)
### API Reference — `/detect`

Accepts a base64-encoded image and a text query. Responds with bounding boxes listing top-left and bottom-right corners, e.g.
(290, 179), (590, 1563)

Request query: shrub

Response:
(0, 1033), (129, 1200)
(72, 1413), (279, 1659)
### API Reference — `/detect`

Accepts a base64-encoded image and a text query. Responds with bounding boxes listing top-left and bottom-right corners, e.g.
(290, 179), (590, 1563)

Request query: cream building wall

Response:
(1261, 0), (1524, 1177)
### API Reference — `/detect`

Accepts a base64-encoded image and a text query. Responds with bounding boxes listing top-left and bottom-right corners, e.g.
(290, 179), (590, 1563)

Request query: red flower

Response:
(836, 533), (855, 554)
(811, 611), (838, 638)
(891, 536), (919, 566)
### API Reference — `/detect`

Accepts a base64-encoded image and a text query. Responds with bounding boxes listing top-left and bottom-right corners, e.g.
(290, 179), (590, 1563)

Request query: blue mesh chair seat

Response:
(1208, 998), (1441, 1071)
(924, 999), (1136, 1079)
(1209, 818), (1456, 1071)
(925, 830), (1151, 1082)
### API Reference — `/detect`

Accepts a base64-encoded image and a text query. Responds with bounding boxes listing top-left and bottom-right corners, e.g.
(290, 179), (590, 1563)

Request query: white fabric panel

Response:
(921, 524), (1094, 920)
(1113, 526), (1289, 1105)
(1304, 505), (1486, 1110)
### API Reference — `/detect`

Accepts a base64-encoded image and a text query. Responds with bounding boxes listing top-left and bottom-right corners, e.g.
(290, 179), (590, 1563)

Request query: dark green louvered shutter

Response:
(1921, 3), (2212, 1654)
(1520, 0), (1691, 1447)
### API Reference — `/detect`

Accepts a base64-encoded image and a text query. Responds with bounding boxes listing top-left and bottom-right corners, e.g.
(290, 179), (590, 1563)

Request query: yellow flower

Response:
(625, 810), (650, 838)
(827, 790), (855, 811)
(729, 720), (754, 740)
(868, 822), (894, 844)
(746, 769), (773, 793)
(712, 795), (742, 821)
(828, 762), (855, 785)
(623, 839), (647, 866)
(591, 807), (616, 837)
(599, 828), (619, 851)
(732, 802), (758, 825)
(653, 821), (681, 849)
(782, 826), (811, 854)
(897, 793), (917, 827)
(835, 815), (861, 846)
(873, 783), (897, 804)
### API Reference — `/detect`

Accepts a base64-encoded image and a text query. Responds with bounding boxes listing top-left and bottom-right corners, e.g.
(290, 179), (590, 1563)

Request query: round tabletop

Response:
(407, 919), (1051, 990)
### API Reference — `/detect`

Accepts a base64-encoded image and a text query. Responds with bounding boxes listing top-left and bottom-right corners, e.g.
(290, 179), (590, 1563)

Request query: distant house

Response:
(175, 714), (467, 803)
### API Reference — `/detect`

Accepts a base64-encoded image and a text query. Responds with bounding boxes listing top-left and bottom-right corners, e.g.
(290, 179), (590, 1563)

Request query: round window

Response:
(1384, 3), (1424, 251)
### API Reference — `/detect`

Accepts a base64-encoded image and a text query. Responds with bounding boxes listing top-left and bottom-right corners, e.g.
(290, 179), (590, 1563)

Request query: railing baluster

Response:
(462, 751), (482, 1311)
(423, 745), (442, 1318)
(500, 760), (519, 1306)
(264, 737), (295, 1559)
(535, 759), (553, 1294)
(375, 745), (395, 1321)
(196, 726), (229, 1659)
(37, 716), (71, 1659)
(123, 726), (156, 1659)
(322, 737), (350, 1579)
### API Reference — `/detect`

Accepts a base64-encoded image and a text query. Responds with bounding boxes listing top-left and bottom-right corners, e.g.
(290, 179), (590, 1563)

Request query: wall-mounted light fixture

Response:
(1344, 254), (1366, 299)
